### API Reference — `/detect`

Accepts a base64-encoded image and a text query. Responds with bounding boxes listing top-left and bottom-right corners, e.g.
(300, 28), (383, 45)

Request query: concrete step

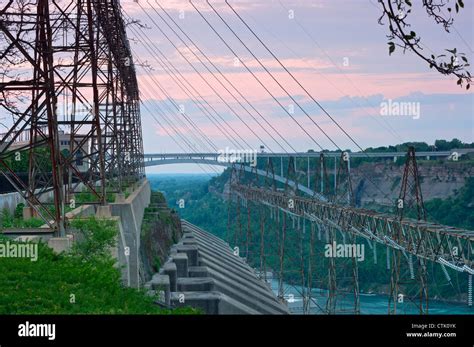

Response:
(154, 220), (289, 315)
(199, 255), (288, 314)
(170, 291), (261, 315)
(183, 234), (255, 276)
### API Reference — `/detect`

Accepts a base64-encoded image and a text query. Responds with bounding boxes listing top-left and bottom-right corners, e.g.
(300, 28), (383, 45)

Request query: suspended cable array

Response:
(123, 2), (473, 313)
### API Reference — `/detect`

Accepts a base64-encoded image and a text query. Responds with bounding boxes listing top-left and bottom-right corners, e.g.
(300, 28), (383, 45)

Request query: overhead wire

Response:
(123, 10), (247, 150)
(137, 1), (274, 153)
(152, 0), (297, 154)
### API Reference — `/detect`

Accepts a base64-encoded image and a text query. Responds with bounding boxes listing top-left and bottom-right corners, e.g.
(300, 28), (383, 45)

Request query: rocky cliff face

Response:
(350, 161), (473, 207)
(218, 160), (473, 209)
(140, 192), (182, 282)
(282, 160), (473, 207)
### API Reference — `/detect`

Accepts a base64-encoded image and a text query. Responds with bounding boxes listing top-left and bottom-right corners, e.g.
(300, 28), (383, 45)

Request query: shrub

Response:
(14, 203), (25, 219)
(70, 218), (118, 261)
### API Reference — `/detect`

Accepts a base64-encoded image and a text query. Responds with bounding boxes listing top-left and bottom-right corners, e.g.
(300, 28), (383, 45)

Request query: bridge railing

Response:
(144, 148), (474, 160)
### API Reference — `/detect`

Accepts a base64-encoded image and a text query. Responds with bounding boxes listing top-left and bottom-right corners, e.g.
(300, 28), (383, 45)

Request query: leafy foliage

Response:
(2, 147), (52, 173)
(0, 217), (198, 314)
(423, 177), (474, 230)
(0, 206), (44, 229)
(70, 218), (118, 261)
(378, 0), (471, 89)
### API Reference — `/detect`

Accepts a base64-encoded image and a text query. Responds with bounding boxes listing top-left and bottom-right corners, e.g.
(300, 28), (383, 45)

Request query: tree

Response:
(378, 0), (471, 89)
(449, 138), (463, 149)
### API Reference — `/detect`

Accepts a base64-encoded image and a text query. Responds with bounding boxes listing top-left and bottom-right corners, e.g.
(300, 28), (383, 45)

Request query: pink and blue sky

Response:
(126, 1), (472, 172)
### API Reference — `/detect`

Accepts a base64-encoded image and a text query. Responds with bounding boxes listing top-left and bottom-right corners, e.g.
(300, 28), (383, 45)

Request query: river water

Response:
(269, 279), (473, 314)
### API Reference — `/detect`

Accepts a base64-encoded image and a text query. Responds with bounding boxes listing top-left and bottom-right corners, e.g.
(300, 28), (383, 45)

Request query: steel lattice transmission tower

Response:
(0, 0), (145, 235)
(389, 146), (428, 314)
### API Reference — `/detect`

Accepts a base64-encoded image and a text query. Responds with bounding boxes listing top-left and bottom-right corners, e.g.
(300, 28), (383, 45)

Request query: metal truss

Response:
(232, 183), (473, 273)
(0, 0), (144, 234)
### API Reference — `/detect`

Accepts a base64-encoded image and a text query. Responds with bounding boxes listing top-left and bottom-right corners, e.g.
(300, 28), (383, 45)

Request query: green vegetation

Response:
(70, 218), (118, 261)
(149, 175), (228, 240)
(348, 139), (472, 168)
(0, 217), (197, 314)
(148, 168), (473, 301)
(141, 191), (182, 276)
(73, 190), (116, 205)
(2, 147), (52, 173)
(423, 177), (474, 230)
(0, 206), (44, 229)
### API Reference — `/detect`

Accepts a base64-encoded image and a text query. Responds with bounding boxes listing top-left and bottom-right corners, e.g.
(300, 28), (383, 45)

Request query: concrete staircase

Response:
(145, 220), (289, 315)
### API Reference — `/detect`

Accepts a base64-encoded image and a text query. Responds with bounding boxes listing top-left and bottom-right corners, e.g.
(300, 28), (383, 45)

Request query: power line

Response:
(137, 1), (273, 153)
(126, 11), (251, 151)
(141, 101), (219, 177)
(199, 1), (401, 206)
(124, 11), (247, 150)
(189, 0), (325, 151)
(133, 48), (218, 153)
(151, 0), (297, 154)
(224, 0), (367, 154)
(140, 73), (215, 153)
(125, 12), (242, 150)
(134, 55), (216, 154)
(137, 71), (222, 175)
(272, 0), (405, 144)
(210, 0), (343, 151)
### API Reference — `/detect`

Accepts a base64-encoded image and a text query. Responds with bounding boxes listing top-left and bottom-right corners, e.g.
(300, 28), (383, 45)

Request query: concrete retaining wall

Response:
(0, 183), (86, 215)
(0, 190), (55, 214)
(0, 180), (151, 289)
(110, 179), (151, 288)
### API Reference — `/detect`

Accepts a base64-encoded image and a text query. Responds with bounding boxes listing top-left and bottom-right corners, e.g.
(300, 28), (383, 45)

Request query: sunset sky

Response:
(122, 0), (472, 171)
(4, 1), (472, 174)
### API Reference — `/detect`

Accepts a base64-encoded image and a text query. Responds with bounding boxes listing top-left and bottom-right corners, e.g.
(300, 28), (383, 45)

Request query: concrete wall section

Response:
(110, 179), (151, 288)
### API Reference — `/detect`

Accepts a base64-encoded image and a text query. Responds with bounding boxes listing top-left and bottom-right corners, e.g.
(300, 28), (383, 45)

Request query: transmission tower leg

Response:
(300, 218), (307, 314)
(278, 212), (287, 302)
(326, 225), (337, 314)
(418, 259), (429, 314)
(305, 221), (315, 315)
(468, 274), (472, 307)
(351, 234), (360, 314)
(388, 249), (401, 314)
(259, 207), (266, 283)
(246, 204), (251, 260)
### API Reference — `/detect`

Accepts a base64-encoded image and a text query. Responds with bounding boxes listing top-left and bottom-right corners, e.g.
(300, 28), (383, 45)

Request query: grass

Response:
(0, 218), (198, 314)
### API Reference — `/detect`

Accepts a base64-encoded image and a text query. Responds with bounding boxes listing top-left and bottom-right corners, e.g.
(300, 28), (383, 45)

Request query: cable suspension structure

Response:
(137, 2), (274, 153)
(245, 4), (405, 145)
(189, 0), (325, 152)
(123, 11), (249, 150)
(151, 0), (297, 154)
(208, 0), (340, 150)
(190, 1), (398, 206)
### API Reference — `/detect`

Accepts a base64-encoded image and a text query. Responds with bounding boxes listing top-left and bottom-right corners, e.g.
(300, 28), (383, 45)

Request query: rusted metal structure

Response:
(230, 150), (473, 314)
(0, 0), (144, 235)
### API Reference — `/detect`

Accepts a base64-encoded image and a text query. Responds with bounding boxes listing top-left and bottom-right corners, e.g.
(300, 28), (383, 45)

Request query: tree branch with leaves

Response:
(378, 0), (471, 89)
